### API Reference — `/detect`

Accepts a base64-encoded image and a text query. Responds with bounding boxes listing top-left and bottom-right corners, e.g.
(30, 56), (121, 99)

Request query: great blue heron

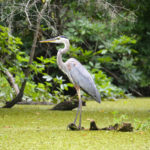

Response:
(40, 35), (101, 129)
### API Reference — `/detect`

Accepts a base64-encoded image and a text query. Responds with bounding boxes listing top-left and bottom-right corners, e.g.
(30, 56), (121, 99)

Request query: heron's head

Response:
(40, 35), (69, 44)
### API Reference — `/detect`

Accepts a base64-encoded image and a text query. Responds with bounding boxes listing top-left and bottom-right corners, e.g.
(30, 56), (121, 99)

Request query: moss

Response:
(0, 98), (150, 150)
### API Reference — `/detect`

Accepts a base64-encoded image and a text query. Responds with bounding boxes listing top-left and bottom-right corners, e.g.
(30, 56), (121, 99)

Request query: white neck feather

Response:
(57, 40), (70, 73)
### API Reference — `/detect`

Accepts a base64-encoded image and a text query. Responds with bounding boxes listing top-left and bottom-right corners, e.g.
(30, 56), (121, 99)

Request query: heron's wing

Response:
(65, 58), (101, 103)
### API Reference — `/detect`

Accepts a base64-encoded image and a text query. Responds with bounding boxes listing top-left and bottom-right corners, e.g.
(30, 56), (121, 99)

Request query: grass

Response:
(0, 98), (150, 150)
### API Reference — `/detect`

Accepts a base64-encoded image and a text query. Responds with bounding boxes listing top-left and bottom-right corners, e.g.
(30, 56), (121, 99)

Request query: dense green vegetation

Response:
(0, 2), (150, 149)
(0, 99), (150, 149)
(0, 0), (150, 105)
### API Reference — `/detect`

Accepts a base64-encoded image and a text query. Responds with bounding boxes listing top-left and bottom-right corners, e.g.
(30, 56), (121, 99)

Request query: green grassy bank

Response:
(0, 98), (150, 150)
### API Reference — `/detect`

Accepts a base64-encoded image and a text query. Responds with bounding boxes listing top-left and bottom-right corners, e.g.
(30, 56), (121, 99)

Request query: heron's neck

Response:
(57, 41), (70, 73)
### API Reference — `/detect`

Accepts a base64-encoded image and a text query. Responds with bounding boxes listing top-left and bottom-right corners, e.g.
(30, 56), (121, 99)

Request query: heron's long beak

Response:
(40, 38), (56, 43)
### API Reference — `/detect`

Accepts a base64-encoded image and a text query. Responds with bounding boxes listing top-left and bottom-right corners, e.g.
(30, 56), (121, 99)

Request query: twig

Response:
(102, 66), (123, 83)
(129, 88), (143, 97)
(25, 0), (32, 27)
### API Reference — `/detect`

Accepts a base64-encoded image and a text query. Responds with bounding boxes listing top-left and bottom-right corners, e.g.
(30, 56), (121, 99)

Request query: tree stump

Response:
(90, 120), (99, 130)
(118, 122), (133, 132)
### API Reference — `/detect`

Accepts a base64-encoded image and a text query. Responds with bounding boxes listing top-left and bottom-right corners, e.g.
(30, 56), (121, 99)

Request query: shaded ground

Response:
(0, 98), (150, 150)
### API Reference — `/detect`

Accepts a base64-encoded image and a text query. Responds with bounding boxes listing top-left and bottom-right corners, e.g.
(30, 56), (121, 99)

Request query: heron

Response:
(40, 35), (101, 129)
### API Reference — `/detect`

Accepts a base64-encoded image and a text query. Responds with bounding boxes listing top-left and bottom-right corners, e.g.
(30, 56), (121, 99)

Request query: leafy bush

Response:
(99, 35), (142, 90)
(0, 25), (72, 104)
(62, 14), (140, 98)
(0, 25), (23, 70)
(0, 77), (13, 103)
(94, 71), (126, 100)
(66, 45), (126, 100)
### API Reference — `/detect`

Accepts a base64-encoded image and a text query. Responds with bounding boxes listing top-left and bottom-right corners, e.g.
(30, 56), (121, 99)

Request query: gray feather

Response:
(65, 58), (101, 103)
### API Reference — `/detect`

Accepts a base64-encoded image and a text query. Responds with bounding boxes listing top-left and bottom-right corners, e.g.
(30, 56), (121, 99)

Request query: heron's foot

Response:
(67, 123), (84, 130)
(78, 124), (81, 130)
(67, 123), (79, 130)
(78, 125), (84, 130)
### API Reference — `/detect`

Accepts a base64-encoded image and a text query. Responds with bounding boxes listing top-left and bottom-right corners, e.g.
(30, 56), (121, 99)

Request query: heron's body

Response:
(40, 36), (101, 129)
(65, 58), (100, 102)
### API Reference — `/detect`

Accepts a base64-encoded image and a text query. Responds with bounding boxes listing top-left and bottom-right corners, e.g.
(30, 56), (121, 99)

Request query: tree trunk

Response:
(2, 69), (19, 95)
(3, 80), (26, 108)
(3, 1), (48, 108)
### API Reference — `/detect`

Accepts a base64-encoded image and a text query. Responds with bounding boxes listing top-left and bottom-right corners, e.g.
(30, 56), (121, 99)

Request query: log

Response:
(50, 100), (86, 111)
(17, 101), (53, 105)
(118, 122), (133, 132)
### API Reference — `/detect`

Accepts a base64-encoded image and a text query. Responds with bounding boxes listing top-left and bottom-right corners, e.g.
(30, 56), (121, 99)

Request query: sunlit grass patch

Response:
(0, 98), (150, 150)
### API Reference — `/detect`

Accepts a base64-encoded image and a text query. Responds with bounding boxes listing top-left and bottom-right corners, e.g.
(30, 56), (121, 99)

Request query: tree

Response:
(2, 1), (48, 108)
(1, 0), (150, 106)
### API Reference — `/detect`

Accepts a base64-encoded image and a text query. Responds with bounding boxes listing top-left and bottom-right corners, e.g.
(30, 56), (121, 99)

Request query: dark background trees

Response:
(0, 0), (150, 107)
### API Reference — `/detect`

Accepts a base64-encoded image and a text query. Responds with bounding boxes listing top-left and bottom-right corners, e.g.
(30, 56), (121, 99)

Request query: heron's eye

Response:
(57, 37), (60, 40)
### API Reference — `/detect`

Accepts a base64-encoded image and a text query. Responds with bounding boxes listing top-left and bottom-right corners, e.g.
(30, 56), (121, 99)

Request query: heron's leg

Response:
(73, 86), (82, 128)
(73, 103), (80, 124)
(77, 88), (82, 129)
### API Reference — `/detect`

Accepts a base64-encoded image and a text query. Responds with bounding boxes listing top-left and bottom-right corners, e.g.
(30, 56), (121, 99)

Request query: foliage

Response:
(1, 0), (150, 102)
(134, 118), (150, 131)
(0, 25), (72, 105)
(64, 15), (106, 49)
(112, 110), (150, 131)
(100, 35), (142, 90)
(112, 111), (129, 123)
(64, 44), (125, 100)
(63, 15), (139, 97)
(62, 7), (141, 93)
(0, 25), (22, 70)
(0, 73), (73, 105)
(94, 71), (126, 100)
(127, 1), (150, 87)
(0, 76), (13, 102)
